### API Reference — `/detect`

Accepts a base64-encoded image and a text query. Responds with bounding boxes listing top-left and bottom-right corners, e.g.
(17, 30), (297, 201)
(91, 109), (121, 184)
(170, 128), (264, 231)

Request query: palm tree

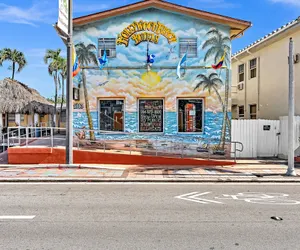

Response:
(57, 57), (67, 128)
(75, 43), (98, 141)
(0, 49), (3, 66)
(194, 73), (224, 106)
(194, 73), (231, 136)
(202, 28), (231, 148)
(44, 49), (62, 127)
(0, 48), (27, 80)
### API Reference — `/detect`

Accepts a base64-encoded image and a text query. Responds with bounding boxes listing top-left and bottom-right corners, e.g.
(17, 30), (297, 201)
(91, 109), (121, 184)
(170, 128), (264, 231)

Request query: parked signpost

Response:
(287, 38), (296, 176)
(57, 0), (73, 164)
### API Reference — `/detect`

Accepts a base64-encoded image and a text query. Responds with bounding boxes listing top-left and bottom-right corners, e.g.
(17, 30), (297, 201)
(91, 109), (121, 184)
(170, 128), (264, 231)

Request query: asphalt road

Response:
(0, 183), (300, 250)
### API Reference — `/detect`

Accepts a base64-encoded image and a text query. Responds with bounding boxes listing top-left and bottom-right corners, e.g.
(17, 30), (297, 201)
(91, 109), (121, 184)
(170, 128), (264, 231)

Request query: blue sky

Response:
(0, 0), (299, 98)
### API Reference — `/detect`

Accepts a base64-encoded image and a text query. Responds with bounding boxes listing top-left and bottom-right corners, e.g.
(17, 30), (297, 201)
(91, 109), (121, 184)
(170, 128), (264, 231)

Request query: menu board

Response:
(139, 99), (164, 132)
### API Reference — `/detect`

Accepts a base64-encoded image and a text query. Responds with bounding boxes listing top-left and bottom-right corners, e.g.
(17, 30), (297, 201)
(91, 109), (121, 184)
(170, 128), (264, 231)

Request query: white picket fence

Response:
(231, 116), (300, 158)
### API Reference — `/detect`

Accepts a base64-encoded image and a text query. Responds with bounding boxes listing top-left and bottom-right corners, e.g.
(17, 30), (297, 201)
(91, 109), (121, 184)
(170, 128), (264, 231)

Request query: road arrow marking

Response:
(175, 192), (223, 204)
(0, 216), (36, 220)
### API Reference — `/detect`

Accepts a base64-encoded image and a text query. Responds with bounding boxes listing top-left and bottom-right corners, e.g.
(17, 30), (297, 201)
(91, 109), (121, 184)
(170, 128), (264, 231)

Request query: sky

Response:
(0, 0), (299, 98)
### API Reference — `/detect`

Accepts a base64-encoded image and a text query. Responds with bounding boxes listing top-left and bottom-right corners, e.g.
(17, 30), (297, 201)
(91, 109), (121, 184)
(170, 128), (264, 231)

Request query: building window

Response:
(99, 99), (124, 132)
(238, 64), (245, 82)
(179, 38), (197, 58)
(139, 99), (164, 133)
(231, 105), (238, 120)
(20, 114), (25, 122)
(250, 104), (257, 119)
(238, 106), (245, 119)
(8, 114), (15, 123)
(178, 99), (203, 133)
(249, 58), (257, 79)
(98, 38), (116, 58)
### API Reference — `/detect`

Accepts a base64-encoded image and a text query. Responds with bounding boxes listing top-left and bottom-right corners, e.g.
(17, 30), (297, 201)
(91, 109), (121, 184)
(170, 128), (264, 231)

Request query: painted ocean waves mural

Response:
(72, 8), (232, 151)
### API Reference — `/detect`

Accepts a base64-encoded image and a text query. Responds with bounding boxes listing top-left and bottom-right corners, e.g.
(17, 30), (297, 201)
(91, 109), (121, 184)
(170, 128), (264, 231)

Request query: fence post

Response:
(26, 127), (29, 148)
(7, 127), (10, 148)
(18, 127), (21, 145)
(50, 127), (54, 148)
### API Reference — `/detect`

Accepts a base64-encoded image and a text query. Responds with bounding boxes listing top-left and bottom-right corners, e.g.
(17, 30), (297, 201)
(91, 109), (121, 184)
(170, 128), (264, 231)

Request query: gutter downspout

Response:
(258, 57), (261, 116)
(244, 62), (247, 118)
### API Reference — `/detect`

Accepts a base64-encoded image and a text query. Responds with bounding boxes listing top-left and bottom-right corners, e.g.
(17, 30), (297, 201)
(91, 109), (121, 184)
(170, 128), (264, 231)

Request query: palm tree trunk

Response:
(212, 85), (224, 108)
(220, 68), (230, 149)
(82, 69), (95, 141)
(53, 72), (58, 127)
(58, 76), (64, 131)
(12, 62), (15, 80)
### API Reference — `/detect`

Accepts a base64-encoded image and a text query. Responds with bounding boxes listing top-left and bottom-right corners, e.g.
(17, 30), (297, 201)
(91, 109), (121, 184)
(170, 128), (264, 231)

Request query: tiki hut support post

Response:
(15, 114), (21, 126)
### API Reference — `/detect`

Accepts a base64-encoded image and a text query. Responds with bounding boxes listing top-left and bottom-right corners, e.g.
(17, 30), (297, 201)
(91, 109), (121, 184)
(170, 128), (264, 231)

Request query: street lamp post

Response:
(66, 0), (73, 164)
(286, 37), (296, 176)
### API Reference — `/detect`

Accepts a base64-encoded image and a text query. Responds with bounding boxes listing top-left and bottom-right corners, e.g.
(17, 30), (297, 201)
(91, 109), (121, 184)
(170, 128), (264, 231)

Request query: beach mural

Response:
(72, 8), (232, 150)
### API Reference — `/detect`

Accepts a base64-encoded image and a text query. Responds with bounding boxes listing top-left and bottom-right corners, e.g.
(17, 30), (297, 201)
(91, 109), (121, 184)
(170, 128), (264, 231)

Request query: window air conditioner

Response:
(237, 83), (244, 91)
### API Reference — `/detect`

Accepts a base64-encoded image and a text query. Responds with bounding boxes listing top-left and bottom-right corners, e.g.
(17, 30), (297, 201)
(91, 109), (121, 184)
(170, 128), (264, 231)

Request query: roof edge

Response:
(73, 0), (251, 36)
(232, 17), (300, 58)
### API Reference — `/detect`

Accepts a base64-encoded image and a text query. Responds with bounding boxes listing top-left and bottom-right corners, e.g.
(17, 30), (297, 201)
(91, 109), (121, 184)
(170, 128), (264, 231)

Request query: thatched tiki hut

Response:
(0, 78), (55, 129)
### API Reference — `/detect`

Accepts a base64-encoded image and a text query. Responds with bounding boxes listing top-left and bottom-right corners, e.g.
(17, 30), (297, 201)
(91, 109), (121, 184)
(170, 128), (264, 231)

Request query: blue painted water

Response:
(73, 111), (231, 143)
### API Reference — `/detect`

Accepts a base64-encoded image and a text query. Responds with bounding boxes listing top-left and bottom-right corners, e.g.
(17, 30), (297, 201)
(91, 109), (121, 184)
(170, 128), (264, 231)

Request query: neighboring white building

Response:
(231, 17), (300, 120)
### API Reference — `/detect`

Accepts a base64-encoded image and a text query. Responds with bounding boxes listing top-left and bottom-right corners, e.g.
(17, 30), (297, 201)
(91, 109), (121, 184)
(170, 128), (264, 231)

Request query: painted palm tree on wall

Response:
(75, 43), (98, 141)
(194, 73), (224, 106)
(194, 73), (231, 135)
(202, 28), (231, 148)
(44, 49), (62, 126)
(0, 48), (27, 81)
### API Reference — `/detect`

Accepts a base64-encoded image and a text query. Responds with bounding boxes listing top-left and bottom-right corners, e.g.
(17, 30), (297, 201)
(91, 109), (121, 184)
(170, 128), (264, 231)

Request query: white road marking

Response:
(175, 192), (223, 204)
(0, 216), (36, 220)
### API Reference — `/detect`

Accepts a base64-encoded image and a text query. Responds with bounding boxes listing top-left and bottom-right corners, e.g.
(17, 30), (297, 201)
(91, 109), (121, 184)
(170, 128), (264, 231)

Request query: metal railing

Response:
(2, 126), (244, 162)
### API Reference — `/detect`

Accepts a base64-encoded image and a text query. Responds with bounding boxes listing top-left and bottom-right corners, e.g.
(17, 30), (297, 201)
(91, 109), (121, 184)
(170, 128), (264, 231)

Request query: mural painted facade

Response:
(73, 7), (234, 149)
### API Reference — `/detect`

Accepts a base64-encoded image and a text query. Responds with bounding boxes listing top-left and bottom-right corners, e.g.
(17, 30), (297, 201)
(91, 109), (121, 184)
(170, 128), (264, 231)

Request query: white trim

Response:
(176, 97), (205, 134)
(0, 216), (36, 220)
(233, 17), (300, 58)
(98, 98), (125, 133)
(137, 98), (165, 134)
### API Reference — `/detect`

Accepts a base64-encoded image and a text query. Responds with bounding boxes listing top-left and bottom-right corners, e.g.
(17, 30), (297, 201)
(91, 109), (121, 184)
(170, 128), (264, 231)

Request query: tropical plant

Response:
(57, 57), (67, 128)
(47, 96), (66, 104)
(44, 49), (62, 127)
(0, 49), (3, 67)
(0, 48), (27, 80)
(194, 73), (231, 133)
(194, 73), (223, 105)
(202, 28), (231, 148)
(75, 43), (98, 141)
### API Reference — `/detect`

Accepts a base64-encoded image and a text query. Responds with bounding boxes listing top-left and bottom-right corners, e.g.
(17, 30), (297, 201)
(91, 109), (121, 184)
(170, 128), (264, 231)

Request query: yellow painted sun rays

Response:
(141, 71), (161, 87)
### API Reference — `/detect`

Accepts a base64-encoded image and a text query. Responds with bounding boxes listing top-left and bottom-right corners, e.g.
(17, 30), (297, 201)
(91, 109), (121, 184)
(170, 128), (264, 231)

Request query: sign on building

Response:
(58, 0), (68, 35)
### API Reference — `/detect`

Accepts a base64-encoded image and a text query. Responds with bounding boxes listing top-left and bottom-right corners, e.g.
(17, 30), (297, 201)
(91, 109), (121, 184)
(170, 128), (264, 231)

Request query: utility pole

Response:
(286, 38), (296, 176)
(66, 0), (73, 164)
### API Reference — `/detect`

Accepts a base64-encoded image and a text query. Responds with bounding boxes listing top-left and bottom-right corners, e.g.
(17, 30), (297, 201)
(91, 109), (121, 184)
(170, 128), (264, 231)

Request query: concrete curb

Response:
(0, 164), (126, 170)
(0, 177), (300, 183)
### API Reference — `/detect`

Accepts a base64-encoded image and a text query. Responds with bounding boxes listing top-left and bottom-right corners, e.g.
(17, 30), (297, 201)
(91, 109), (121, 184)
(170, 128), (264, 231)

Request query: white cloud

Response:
(269, 0), (300, 6)
(116, 53), (131, 65)
(85, 22), (131, 38)
(0, 1), (54, 26)
(73, 32), (95, 46)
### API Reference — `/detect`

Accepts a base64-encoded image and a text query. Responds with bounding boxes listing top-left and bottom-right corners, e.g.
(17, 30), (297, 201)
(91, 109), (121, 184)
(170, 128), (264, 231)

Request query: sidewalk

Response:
(0, 161), (299, 182)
